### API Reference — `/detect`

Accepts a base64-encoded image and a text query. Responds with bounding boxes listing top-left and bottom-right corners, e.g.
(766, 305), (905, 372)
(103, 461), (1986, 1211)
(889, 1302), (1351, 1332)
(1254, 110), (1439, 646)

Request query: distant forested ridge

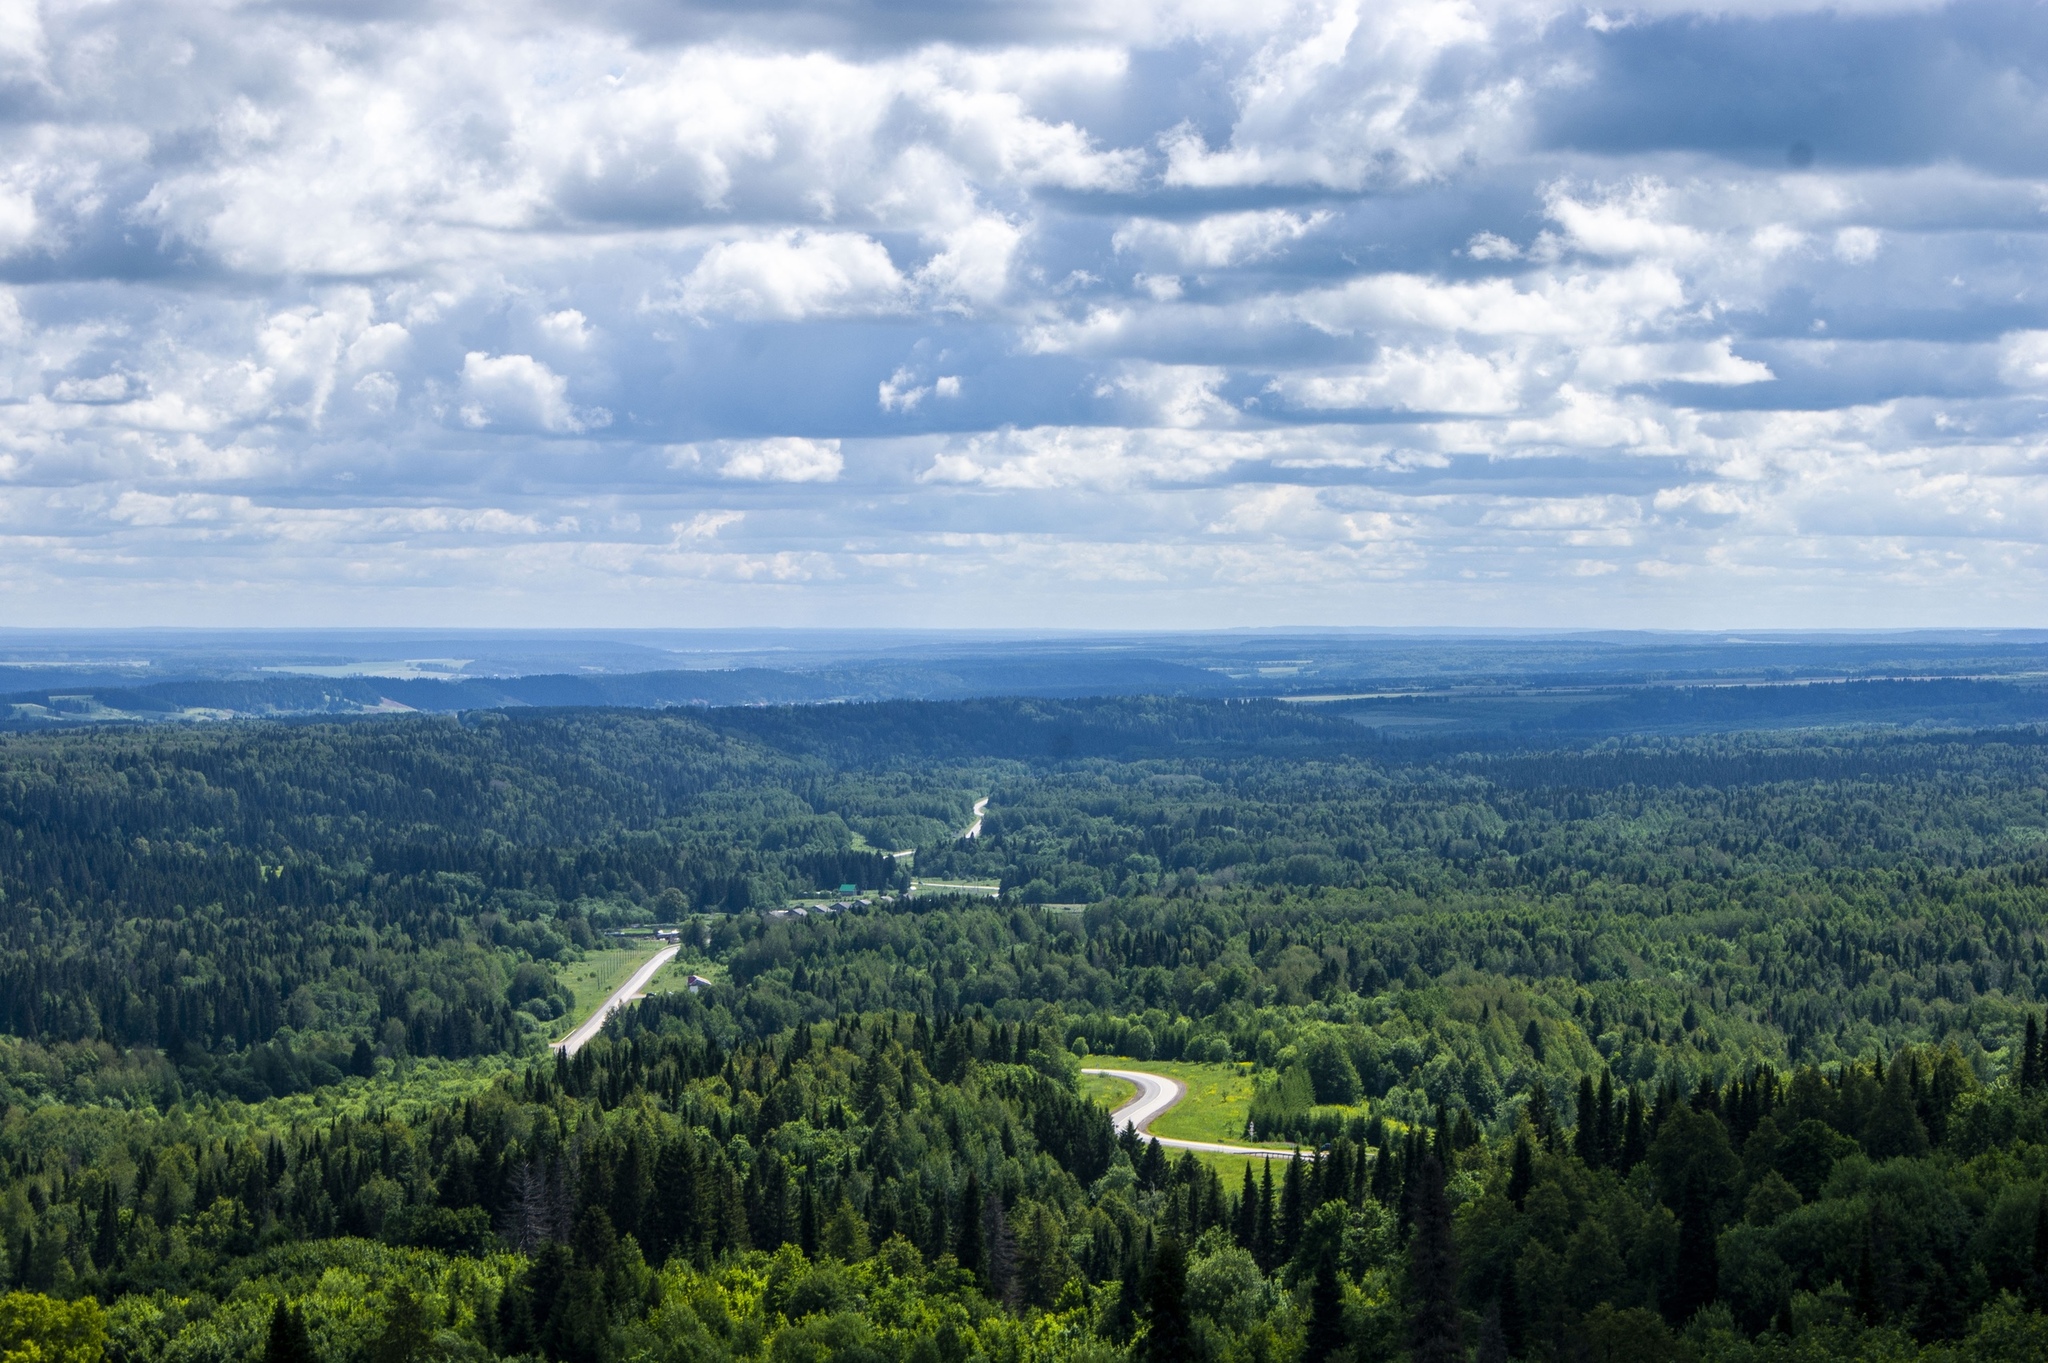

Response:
(4, 700), (2048, 1100)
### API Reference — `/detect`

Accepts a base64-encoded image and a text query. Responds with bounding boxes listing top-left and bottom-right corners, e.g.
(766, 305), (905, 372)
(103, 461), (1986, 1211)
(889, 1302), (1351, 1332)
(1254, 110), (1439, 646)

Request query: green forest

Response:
(0, 697), (2047, 1361)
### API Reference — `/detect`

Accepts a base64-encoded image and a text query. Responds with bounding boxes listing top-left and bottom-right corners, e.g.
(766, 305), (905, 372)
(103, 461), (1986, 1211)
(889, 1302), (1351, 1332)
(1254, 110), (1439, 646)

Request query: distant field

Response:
(913, 880), (1001, 898)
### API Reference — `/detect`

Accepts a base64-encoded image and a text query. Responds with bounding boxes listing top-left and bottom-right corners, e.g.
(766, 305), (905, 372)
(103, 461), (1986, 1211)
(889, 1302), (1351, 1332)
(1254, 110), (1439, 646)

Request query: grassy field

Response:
(1078, 1055), (1303, 1179)
(645, 953), (717, 995)
(1078, 1055), (1299, 1146)
(544, 943), (724, 1041)
(547, 947), (662, 1040)
(1080, 1071), (1137, 1112)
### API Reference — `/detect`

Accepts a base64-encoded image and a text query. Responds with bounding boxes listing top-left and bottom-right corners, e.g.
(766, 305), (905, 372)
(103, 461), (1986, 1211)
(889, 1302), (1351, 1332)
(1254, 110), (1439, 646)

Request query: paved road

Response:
(552, 945), (681, 1056)
(1083, 1067), (1302, 1159)
(962, 796), (989, 839)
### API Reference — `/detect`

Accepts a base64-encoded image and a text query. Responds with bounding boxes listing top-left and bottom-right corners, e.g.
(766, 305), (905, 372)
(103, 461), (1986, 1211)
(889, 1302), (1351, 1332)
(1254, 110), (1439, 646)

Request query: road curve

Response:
(962, 796), (990, 839)
(1083, 1067), (1302, 1160)
(553, 945), (681, 1056)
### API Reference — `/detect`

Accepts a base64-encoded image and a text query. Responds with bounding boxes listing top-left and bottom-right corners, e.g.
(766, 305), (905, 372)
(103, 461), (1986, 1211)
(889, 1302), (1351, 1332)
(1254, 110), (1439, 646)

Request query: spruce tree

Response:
(1396, 1129), (1420, 1238)
(1104, 1241), (1142, 1342)
(1234, 1164), (1257, 1252)
(1279, 1152), (1304, 1250)
(264, 1304), (316, 1363)
(1302, 1237), (1346, 1363)
(1865, 1055), (1930, 1160)
(1595, 1070), (1618, 1168)
(1574, 1075), (1600, 1167)
(1253, 1160), (1275, 1271)
(1665, 1182), (1719, 1325)
(1474, 1302), (1508, 1363)
(1140, 1236), (1192, 1363)
(1526, 1081), (1556, 1150)
(2031, 1194), (2048, 1311)
(1139, 1138), (1168, 1190)
(1506, 1134), (1534, 1210)
(1619, 1087), (1648, 1173)
(956, 1172), (983, 1282)
(92, 1182), (119, 1270)
(1919, 1261), (1964, 1341)
(1370, 1138), (1395, 1206)
(1497, 1273), (1525, 1356)
(1854, 1232), (1881, 1325)
(1405, 1154), (1463, 1363)
(371, 1285), (430, 1363)
(984, 1191), (1018, 1308)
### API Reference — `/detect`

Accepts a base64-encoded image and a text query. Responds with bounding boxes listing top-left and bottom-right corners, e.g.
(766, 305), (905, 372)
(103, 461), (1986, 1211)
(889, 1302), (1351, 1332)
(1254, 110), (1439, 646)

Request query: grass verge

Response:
(1080, 1071), (1137, 1112)
(550, 948), (660, 1041)
(1079, 1054), (1302, 1149)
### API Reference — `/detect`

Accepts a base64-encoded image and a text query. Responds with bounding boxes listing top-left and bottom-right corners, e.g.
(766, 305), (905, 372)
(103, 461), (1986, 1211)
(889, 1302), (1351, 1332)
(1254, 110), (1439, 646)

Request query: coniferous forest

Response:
(1, 697), (2048, 1360)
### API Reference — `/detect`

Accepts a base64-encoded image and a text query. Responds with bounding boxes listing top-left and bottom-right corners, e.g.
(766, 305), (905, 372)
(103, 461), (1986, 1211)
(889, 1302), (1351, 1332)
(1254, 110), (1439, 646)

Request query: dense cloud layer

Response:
(0, 0), (2043, 625)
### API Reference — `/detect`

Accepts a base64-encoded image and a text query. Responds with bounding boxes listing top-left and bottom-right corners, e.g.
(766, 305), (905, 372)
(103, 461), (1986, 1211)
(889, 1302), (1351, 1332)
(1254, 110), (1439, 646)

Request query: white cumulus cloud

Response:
(459, 353), (600, 433)
(677, 232), (909, 320)
(716, 437), (844, 483)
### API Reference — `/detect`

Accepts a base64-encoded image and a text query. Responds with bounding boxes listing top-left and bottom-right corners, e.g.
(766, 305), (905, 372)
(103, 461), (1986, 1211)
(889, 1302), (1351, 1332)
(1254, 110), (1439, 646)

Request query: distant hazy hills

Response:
(0, 654), (1236, 729)
(7, 668), (2048, 743)
(5, 629), (2048, 738)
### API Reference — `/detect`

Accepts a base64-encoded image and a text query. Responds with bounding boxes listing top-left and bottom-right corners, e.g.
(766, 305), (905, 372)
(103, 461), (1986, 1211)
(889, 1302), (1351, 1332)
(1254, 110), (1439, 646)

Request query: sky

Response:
(1, 0), (2047, 629)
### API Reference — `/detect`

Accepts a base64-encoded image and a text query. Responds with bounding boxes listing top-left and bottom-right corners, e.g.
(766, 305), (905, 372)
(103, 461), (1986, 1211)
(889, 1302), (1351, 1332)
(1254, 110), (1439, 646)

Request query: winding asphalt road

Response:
(552, 945), (681, 1056)
(962, 797), (989, 838)
(1082, 1067), (1302, 1160)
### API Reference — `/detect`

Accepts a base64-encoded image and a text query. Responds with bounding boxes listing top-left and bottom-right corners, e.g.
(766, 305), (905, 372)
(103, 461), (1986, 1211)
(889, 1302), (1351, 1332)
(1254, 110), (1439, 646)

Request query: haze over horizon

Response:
(2, 0), (2047, 628)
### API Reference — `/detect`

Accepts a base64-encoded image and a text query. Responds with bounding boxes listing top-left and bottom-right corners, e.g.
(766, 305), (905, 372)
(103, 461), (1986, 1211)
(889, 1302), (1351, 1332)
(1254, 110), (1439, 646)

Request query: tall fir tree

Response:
(1574, 1075), (1600, 1167)
(1595, 1070), (1618, 1168)
(1141, 1236), (1192, 1363)
(1666, 1182), (1720, 1325)
(1406, 1153), (1463, 1363)
(983, 1191), (1018, 1308)
(1497, 1273), (1525, 1357)
(263, 1304), (316, 1363)
(1854, 1230), (1882, 1325)
(2030, 1193), (2048, 1310)
(1526, 1081), (1557, 1151)
(1370, 1138), (1396, 1206)
(1253, 1161), (1276, 1271)
(1506, 1134), (1534, 1211)
(956, 1172), (983, 1282)
(92, 1183), (119, 1271)
(1475, 1303), (1508, 1363)
(1619, 1087), (1648, 1173)
(1279, 1153), (1305, 1251)
(1302, 1234), (1346, 1363)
